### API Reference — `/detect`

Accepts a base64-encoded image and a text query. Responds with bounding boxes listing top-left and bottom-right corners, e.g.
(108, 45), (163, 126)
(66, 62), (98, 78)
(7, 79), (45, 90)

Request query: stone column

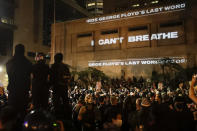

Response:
(119, 27), (127, 50)
(150, 23), (157, 47)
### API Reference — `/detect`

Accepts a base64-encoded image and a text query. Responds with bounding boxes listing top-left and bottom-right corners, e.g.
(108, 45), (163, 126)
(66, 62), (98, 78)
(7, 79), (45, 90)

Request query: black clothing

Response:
(6, 55), (32, 114)
(50, 62), (71, 116)
(72, 104), (82, 130)
(50, 62), (70, 88)
(104, 105), (122, 123)
(103, 122), (121, 131)
(152, 103), (177, 131)
(98, 104), (107, 129)
(136, 107), (155, 131)
(81, 105), (96, 131)
(173, 111), (195, 131)
(32, 60), (50, 109)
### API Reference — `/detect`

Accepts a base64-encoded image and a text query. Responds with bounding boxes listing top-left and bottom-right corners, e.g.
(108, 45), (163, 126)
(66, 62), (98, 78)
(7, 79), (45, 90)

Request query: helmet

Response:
(23, 109), (57, 131)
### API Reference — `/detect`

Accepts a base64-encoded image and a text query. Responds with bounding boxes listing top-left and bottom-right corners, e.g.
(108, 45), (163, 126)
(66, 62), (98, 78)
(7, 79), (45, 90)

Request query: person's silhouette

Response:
(6, 44), (32, 116)
(32, 53), (50, 109)
(50, 53), (71, 118)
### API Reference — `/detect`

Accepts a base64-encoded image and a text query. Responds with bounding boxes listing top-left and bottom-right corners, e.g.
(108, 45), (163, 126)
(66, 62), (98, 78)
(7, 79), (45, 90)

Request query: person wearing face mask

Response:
(103, 109), (122, 131)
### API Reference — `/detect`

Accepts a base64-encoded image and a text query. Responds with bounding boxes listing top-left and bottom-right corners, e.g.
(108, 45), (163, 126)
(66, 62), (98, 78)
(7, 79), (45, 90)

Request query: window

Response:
(151, 1), (159, 4)
(1, 18), (8, 24)
(88, 8), (95, 12)
(160, 21), (183, 28)
(132, 4), (140, 8)
(0, 17), (14, 25)
(128, 26), (148, 31)
(87, 2), (95, 7)
(101, 29), (118, 35)
(77, 33), (92, 38)
(96, 8), (103, 11)
(97, 2), (103, 6)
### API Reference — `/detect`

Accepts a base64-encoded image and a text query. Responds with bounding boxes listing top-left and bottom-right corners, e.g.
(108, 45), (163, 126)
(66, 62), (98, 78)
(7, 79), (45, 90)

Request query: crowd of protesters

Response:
(0, 44), (197, 131)
(69, 78), (197, 131)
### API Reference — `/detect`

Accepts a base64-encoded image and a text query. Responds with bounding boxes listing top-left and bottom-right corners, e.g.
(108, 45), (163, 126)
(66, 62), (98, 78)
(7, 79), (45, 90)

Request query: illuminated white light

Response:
(24, 122), (28, 128)
(91, 40), (94, 46)
(151, 1), (159, 4)
(88, 3), (95, 7)
(30, 110), (35, 114)
(132, 4), (140, 7)
(97, 2), (103, 6)
(0, 66), (3, 72)
(1, 18), (8, 24)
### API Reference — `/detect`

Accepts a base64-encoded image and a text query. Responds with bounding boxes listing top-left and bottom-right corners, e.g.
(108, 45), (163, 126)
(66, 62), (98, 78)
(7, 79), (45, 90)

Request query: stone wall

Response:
(51, 3), (197, 78)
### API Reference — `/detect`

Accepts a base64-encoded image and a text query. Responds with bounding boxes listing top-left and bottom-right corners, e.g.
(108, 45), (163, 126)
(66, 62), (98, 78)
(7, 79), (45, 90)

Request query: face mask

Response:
(113, 120), (122, 127)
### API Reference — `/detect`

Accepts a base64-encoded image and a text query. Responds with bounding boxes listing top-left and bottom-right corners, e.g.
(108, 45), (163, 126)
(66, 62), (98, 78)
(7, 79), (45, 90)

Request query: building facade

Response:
(13, 0), (50, 61)
(14, 0), (89, 62)
(75, 0), (86, 9)
(51, 1), (197, 78)
(0, 0), (90, 87)
(0, 0), (16, 60)
(86, 0), (103, 15)
(0, 0), (16, 86)
(103, 0), (186, 14)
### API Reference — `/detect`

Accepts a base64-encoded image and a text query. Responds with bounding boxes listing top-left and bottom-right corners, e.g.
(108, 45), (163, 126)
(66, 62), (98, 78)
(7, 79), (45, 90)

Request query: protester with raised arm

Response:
(189, 75), (197, 104)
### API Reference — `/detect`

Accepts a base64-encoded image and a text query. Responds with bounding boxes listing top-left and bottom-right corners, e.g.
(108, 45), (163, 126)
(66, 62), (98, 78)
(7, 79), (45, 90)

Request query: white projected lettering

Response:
(96, 32), (178, 46)
(98, 37), (124, 45)
(128, 32), (178, 42)
(86, 3), (185, 24)
(88, 57), (186, 67)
